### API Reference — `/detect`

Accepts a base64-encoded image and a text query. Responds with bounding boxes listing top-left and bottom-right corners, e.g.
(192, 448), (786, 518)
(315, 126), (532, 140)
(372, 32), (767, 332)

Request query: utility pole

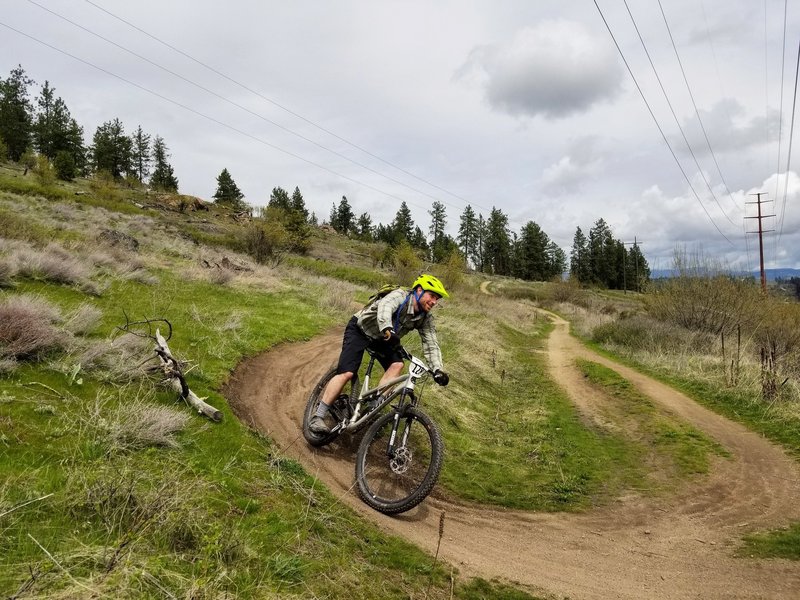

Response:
(745, 192), (775, 293)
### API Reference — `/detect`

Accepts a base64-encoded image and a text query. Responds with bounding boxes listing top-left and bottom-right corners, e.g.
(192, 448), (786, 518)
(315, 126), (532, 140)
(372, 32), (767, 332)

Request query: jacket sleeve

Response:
(418, 315), (443, 372)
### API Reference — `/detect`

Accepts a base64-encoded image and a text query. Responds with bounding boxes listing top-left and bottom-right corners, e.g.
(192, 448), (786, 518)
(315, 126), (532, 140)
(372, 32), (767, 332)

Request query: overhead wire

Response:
(656, 0), (740, 217)
(79, 0), (493, 216)
(592, 0), (733, 245)
(623, 0), (739, 229)
(0, 20), (436, 216)
(777, 38), (800, 244)
(26, 0), (474, 218)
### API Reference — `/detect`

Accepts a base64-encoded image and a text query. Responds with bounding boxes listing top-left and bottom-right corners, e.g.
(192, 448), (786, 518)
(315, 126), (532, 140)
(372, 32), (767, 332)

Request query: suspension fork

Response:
(385, 389), (414, 456)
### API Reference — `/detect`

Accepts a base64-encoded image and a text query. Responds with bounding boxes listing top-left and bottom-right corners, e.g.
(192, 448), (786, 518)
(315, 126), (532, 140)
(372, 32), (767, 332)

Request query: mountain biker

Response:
(308, 274), (450, 435)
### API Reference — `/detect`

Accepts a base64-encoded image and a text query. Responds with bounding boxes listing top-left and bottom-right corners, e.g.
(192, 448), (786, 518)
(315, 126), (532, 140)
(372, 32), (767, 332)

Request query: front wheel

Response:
(355, 407), (443, 514)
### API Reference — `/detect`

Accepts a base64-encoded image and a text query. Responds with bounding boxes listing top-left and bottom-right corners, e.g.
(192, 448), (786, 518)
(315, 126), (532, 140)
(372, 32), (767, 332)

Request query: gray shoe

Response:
(309, 415), (331, 435)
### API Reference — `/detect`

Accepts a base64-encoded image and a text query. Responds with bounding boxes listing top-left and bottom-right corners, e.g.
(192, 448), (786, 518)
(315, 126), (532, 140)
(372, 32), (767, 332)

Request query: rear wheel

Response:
(302, 368), (354, 447)
(355, 407), (443, 514)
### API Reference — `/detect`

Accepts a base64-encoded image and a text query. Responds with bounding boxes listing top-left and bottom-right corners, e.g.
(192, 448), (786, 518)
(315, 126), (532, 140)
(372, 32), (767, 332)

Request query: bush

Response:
(592, 313), (715, 354)
(0, 135), (8, 161)
(53, 150), (77, 181)
(34, 154), (56, 187)
(0, 294), (69, 360)
(393, 240), (423, 284)
(438, 250), (466, 292)
(245, 219), (289, 266)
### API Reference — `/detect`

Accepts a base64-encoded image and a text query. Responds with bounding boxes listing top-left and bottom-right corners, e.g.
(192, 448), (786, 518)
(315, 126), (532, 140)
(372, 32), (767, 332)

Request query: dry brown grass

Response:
(76, 333), (153, 383)
(0, 255), (16, 287)
(0, 294), (69, 360)
(105, 397), (190, 451)
(62, 303), (103, 336)
(13, 244), (93, 286)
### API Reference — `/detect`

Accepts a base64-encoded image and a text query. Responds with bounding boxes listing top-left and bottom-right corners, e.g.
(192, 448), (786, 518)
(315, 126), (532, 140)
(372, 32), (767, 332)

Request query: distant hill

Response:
(651, 268), (800, 281)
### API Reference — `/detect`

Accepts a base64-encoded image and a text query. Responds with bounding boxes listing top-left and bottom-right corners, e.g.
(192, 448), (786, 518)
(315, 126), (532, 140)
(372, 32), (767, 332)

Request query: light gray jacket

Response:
(354, 288), (443, 371)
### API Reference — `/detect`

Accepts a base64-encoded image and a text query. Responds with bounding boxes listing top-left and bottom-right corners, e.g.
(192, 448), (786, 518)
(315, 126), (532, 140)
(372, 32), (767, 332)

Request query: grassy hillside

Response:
(1, 163), (793, 597)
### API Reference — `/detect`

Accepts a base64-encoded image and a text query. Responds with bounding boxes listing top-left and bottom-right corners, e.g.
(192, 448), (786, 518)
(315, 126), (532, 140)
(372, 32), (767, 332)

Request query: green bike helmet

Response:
(412, 274), (449, 298)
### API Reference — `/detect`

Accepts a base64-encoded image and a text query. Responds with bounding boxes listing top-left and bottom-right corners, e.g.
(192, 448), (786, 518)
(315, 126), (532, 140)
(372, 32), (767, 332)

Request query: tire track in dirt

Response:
(223, 316), (800, 600)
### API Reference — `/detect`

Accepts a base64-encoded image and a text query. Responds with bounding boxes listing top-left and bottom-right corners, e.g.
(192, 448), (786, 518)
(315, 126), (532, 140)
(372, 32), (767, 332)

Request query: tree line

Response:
(0, 65), (178, 191)
(2, 65), (649, 290)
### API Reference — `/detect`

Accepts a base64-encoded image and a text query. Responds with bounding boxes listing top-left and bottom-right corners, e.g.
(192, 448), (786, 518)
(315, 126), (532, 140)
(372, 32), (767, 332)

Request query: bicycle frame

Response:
(335, 348), (431, 434)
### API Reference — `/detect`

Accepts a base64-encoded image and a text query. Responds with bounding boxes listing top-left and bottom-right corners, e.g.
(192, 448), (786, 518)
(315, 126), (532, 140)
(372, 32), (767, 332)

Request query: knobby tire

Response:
(355, 406), (443, 515)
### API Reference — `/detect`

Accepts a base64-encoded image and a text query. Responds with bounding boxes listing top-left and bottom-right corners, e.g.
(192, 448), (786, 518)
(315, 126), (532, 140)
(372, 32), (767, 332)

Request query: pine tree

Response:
(392, 201), (414, 245)
(0, 66), (35, 161)
(149, 135), (178, 191)
(334, 196), (355, 235)
(546, 241), (567, 279)
(515, 221), (550, 280)
(457, 205), (478, 268)
(131, 126), (151, 183)
(213, 168), (245, 209)
(473, 213), (486, 272)
(33, 81), (85, 179)
(290, 187), (309, 221)
(484, 207), (511, 275)
(91, 118), (132, 180)
(269, 187), (291, 211)
(428, 201), (448, 263)
(569, 226), (590, 283)
(356, 212), (373, 241)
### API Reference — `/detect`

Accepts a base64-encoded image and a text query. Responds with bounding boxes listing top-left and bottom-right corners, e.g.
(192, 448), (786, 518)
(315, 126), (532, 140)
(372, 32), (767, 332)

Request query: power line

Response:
(656, 0), (739, 217)
(592, 0), (733, 245)
(777, 37), (800, 244)
(80, 0), (491, 215)
(623, 0), (739, 228)
(0, 20), (436, 215)
(26, 0), (473, 218)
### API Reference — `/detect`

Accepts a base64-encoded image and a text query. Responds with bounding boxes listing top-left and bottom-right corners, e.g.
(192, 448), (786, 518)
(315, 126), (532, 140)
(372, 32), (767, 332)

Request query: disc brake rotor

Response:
(389, 447), (413, 474)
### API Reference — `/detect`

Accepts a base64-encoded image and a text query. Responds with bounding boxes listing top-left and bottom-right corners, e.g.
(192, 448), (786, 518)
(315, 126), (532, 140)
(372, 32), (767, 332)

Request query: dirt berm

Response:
(223, 314), (800, 600)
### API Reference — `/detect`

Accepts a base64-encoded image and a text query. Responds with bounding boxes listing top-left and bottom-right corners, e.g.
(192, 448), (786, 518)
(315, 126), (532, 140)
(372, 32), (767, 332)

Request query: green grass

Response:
(738, 523), (800, 560)
(287, 255), (388, 288)
(429, 322), (645, 510)
(0, 171), (538, 597)
(576, 359), (727, 479)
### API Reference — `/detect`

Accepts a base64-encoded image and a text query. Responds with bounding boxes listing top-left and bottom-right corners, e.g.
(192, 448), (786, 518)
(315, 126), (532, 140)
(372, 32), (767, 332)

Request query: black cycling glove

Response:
(382, 328), (401, 347)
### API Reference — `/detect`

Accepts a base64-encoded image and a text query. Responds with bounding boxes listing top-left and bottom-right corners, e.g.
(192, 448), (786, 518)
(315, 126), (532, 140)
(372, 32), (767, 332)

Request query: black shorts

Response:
(336, 316), (404, 374)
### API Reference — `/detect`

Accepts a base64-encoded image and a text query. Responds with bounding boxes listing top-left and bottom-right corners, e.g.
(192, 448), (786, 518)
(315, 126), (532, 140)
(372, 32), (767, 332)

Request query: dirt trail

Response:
(224, 314), (800, 600)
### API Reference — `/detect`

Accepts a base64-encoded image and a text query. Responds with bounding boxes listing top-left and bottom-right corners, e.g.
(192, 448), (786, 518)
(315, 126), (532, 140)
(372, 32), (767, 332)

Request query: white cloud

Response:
(456, 20), (623, 119)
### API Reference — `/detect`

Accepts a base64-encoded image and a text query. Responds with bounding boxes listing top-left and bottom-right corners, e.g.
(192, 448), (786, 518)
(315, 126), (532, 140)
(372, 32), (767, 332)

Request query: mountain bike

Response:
(302, 346), (444, 515)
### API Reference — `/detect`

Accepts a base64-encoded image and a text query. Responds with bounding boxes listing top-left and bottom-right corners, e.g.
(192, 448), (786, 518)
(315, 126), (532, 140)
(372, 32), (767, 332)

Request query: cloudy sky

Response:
(2, 0), (799, 271)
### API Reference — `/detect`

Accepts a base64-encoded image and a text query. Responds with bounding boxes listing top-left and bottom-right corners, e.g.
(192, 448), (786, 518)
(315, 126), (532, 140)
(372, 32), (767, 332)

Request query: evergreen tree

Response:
(356, 212), (373, 241)
(213, 168), (245, 209)
(484, 207), (511, 275)
(0, 66), (35, 161)
(515, 221), (550, 280)
(269, 186), (291, 211)
(546, 241), (567, 279)
(428, 201), (448, 263)
(457, 205), (478, 269)
(331, 195), (355, 235)
(34, 82), (86, 177)
(391, 201), (414, 245)
(569, 227), (591, 283)
(131, 126), (151, 183)
(91, 118), (132, 180)
(411, 226), (429, 253)
(626, 242), (650, 292)
(588, 218), (613, 286)
(290, 186), (309, 221)
(149, 135), (178, 191)
(473, 213), (486, 272)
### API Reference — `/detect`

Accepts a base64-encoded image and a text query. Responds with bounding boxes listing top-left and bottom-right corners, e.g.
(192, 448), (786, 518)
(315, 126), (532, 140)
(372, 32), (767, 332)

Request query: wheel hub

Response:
(389, 447), (412, 474)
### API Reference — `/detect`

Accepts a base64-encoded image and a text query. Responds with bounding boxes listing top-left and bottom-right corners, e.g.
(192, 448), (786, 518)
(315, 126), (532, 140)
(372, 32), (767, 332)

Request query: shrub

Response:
(393, 240), (422, 284)
(0, 135), (8, 161)
(0, 294), (69, 360)
(34, 154), (56, 187)
(14, 244), (92, 286)
(592, 313), (715, 354)
(53, 150), (77, 181)
(438, 250), (466, 292)
(0, 256), (17, 287)
(105, 399), (190, 451)
(245, 220), (289, 266)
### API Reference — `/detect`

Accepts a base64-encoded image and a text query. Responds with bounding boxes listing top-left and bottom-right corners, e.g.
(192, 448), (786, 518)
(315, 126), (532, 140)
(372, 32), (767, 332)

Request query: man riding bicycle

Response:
(308, 274), (450, 435)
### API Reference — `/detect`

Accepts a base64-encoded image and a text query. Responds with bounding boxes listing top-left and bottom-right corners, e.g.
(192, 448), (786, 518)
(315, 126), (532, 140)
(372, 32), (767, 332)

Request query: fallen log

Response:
(154, 329), (222, 422)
